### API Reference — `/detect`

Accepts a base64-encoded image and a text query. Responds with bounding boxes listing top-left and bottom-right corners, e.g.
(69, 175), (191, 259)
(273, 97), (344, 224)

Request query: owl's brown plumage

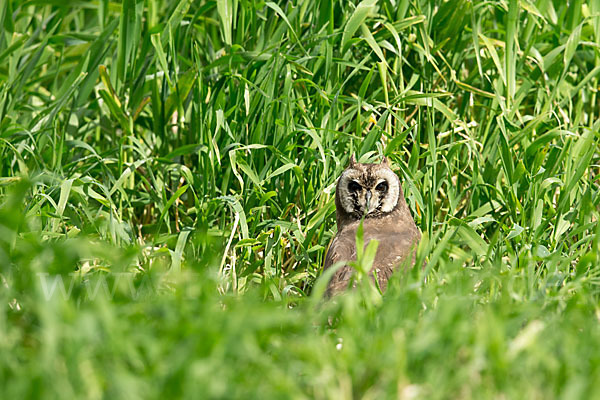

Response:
(323, 155), (421, 296)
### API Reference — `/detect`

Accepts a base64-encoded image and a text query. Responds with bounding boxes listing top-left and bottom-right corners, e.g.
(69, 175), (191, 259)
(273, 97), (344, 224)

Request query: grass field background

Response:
(1, 0), (600, 398)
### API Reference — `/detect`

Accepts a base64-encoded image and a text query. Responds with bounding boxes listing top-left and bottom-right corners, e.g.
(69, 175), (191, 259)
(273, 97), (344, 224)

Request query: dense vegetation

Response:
(1, 0), (600, 398)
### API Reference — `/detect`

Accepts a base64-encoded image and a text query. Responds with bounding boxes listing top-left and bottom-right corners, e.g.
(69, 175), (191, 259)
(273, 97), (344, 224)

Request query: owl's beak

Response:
(365, 190), (372, 213)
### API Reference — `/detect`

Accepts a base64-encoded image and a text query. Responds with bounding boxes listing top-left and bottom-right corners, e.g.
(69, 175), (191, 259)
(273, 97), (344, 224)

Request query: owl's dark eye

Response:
(348, 181), (361, 192)
(376, 181), (388, 192)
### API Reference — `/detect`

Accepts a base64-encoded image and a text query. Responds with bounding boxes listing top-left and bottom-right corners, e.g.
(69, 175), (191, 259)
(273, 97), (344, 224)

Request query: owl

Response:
(323, 155), (421, 296)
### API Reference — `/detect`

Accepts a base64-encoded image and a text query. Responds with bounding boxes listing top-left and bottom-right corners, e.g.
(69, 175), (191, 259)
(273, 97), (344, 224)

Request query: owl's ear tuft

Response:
(349, 153), (357, 167)
(381, 156), (389, 166)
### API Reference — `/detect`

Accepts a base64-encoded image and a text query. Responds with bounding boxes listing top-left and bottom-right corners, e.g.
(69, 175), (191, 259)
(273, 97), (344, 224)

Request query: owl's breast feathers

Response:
(323, 216), (420, 296)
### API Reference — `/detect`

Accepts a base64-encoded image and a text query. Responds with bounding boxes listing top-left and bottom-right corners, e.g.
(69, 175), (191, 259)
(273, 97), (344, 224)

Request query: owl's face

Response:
(336, 156), (401, 220)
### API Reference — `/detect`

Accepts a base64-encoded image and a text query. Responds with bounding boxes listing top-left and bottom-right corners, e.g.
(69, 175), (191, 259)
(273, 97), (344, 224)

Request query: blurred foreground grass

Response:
(1, 0), (600, 398)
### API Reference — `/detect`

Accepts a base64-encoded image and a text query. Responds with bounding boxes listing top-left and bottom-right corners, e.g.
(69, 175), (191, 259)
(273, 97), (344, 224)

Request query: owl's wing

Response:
(324, 235), (354, 269)
(371, 229), (421, 291)
(323, 234), (357, 296)
(323, 226), (421, 296)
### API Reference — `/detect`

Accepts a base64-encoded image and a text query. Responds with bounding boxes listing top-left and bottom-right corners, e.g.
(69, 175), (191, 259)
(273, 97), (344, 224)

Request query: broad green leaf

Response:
(266, 2), (307, 54)
(360, 24), (388, 68)
(217, 0), (233, 45)
(341, 0), (377, 55)
(457, 224), (488, 256)
(171, 228), (191, 272)
(151, 32), (172, 86)
(165, 69), (198, 119)
(159, 184), (189, 223)
(218, 195), (249, 239)
(109, 159), (147, 196)
(57, 178), (74, 217)
(507, 224), (525, 240)
(479, 32), (506, 84)
(564, 23), (582, 70)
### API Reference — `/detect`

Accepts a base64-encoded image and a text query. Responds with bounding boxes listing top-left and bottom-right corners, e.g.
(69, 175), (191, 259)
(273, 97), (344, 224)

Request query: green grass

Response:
(1, 0), (600, 398)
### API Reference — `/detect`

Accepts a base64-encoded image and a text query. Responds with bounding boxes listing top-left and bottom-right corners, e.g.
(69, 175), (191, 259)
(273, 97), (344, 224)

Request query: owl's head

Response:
(335, 155), (402, 222)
